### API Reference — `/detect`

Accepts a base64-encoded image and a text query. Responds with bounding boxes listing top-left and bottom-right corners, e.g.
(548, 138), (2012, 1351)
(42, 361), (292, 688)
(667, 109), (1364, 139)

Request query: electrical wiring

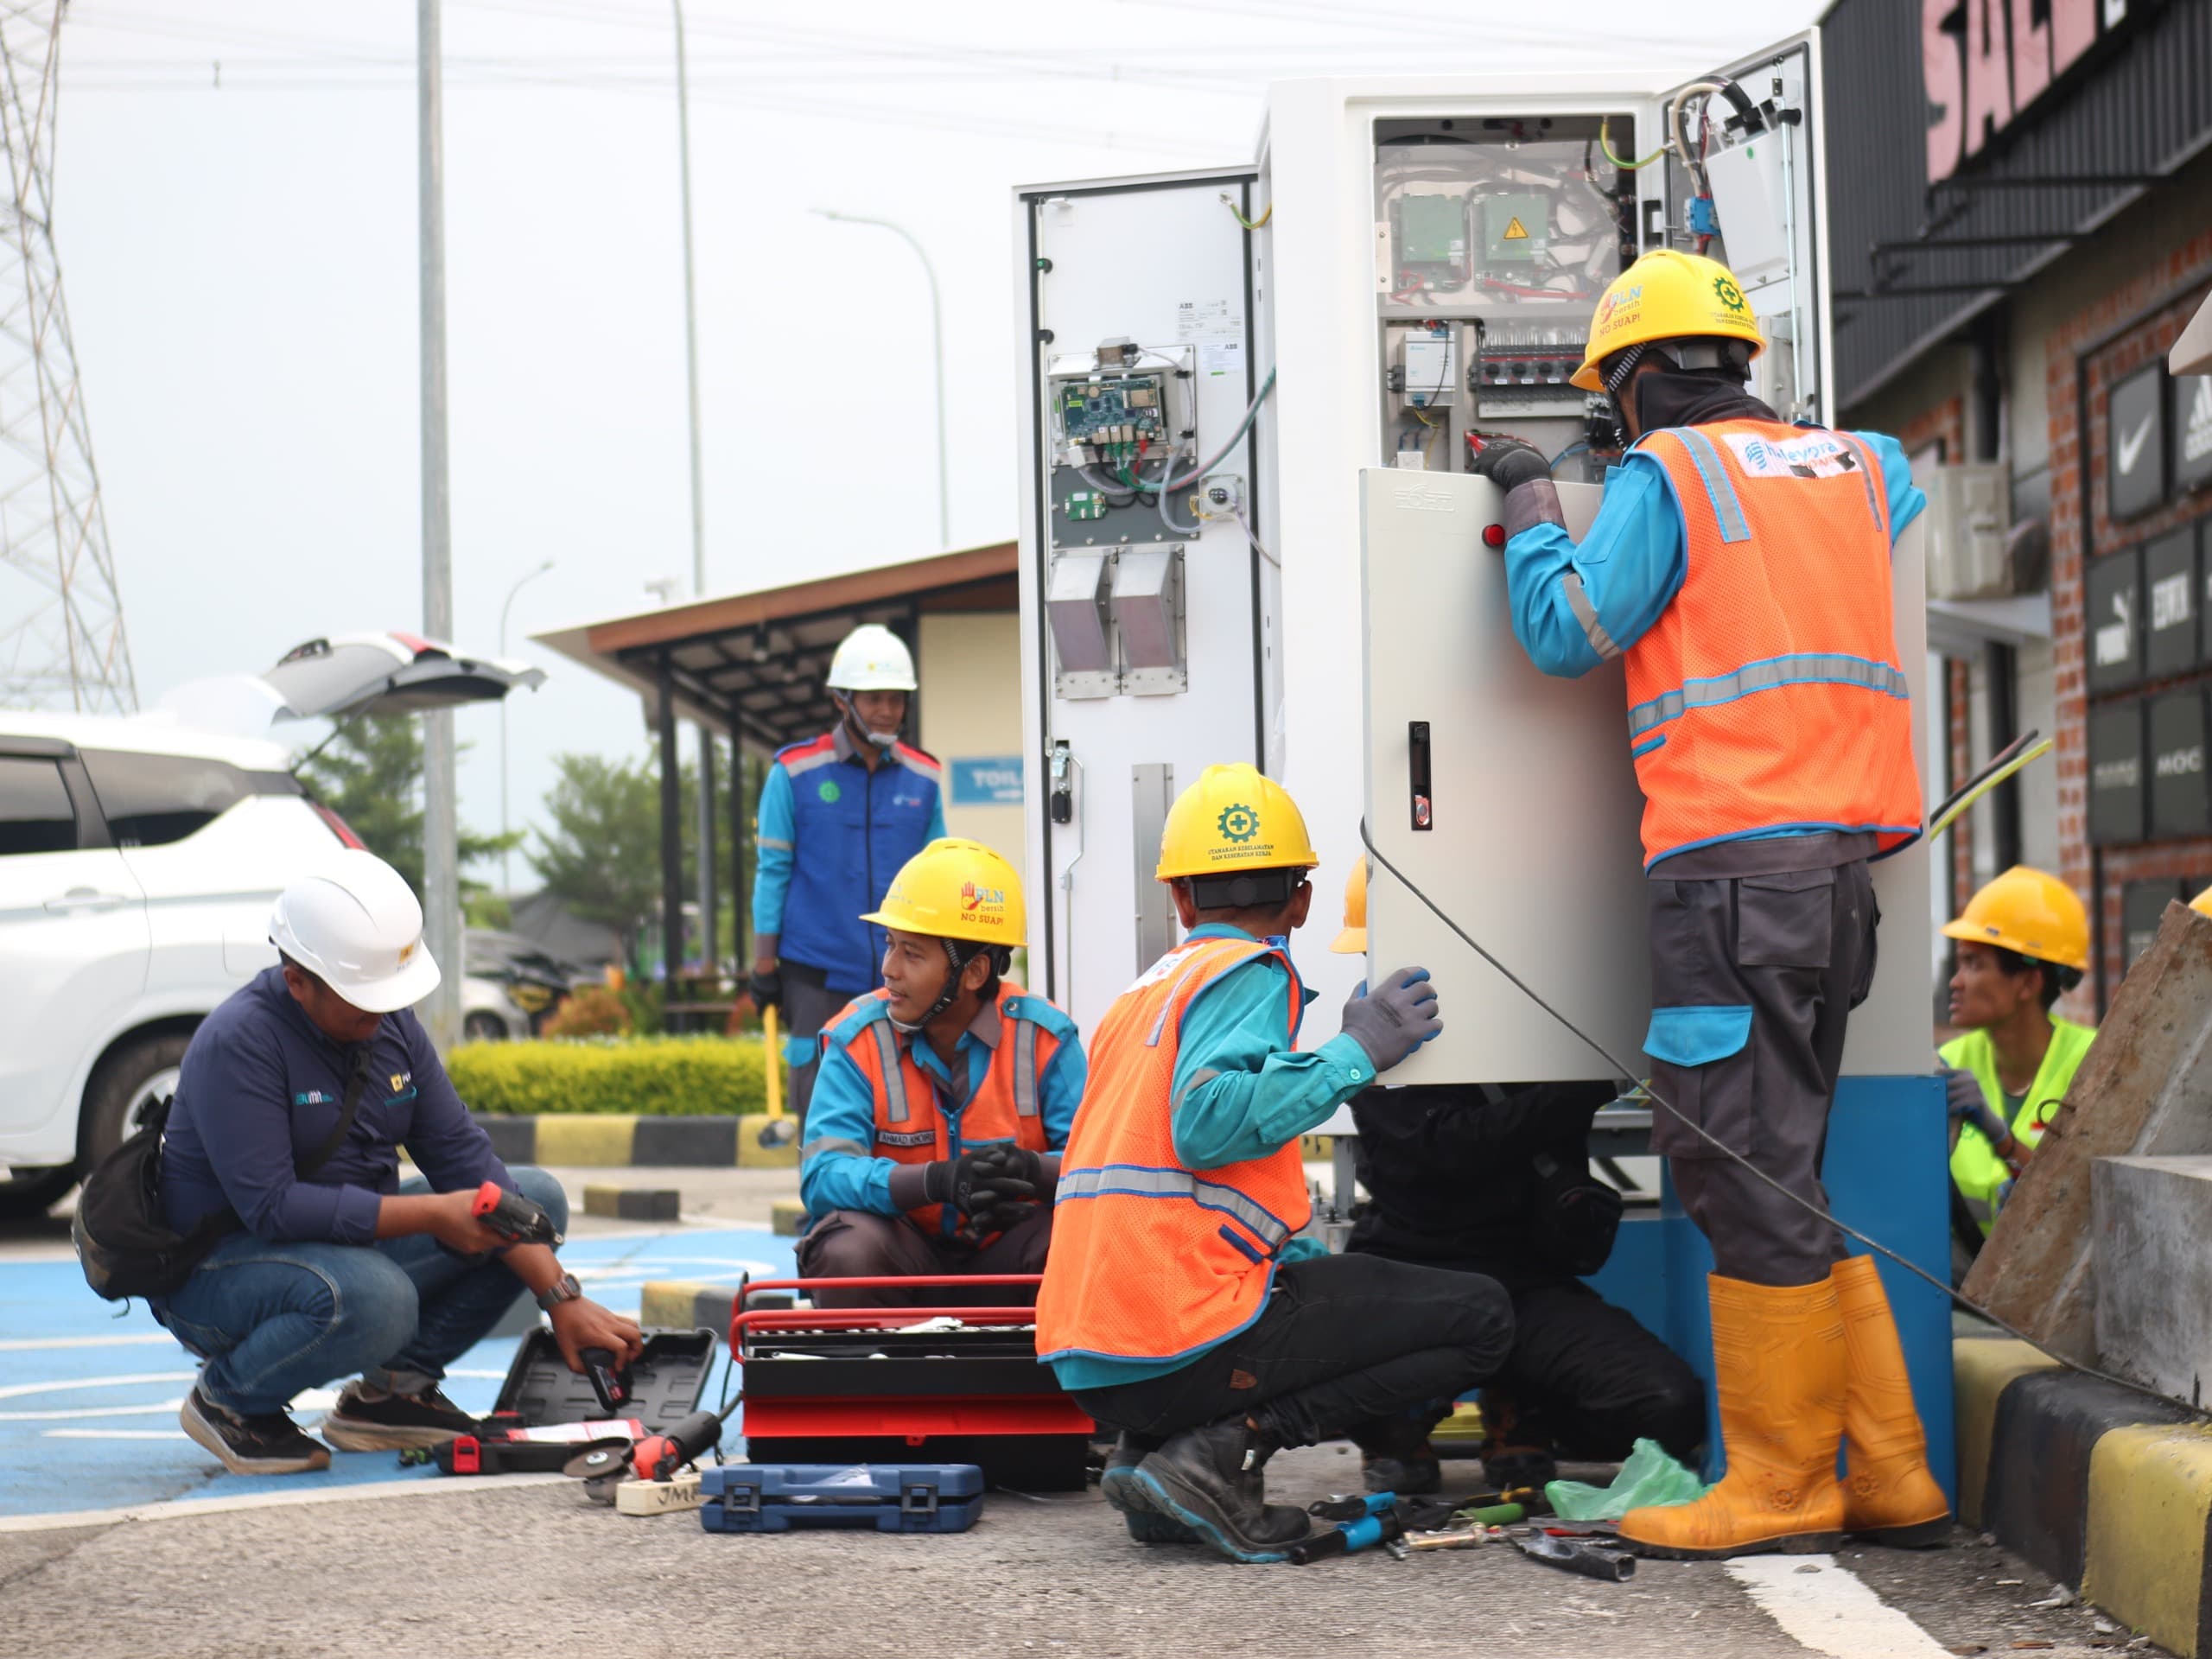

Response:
(1928, 737), (2054, 842)
(1232, 505), (1277, 568)
(1124, 365), (1277, 497)
(1356, 815), (2209, 1421)
(1156, 448), (1203, 538)
(1666, 79), (1726, 200)
(1220, 194), (1273, 230)
(1548, 440), (1589, 471)
(1597, 116), (1666, 171)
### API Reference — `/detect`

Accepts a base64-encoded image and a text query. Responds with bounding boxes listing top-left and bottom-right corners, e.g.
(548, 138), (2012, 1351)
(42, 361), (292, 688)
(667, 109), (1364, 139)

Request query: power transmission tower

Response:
(0, 1), (134, 714)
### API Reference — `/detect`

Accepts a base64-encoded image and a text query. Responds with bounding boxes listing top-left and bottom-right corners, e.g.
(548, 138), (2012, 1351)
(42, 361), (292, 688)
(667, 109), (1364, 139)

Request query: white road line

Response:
(1726, 1554), (1954, 1659)
(0, 1471), (570, 1534)
(0, 1402), (183, 1421)
(41, 1430), (190, 1440)
(0, 1333), (175, 1352)
(0, 1370), (195, 1402)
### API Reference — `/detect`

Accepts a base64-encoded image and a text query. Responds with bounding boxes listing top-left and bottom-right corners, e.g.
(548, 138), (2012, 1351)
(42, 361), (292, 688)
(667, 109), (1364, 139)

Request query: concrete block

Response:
(639, 1280), (739, 1338)
(2094, 1155), (2212, 1404)
(632, 1116), (739, 1166)
(735, 1113), (799, 1169)
(473, 1114), (537, 1166)
(533, 1116), (639, 1167)
(1965, 901), (2212, 1365)
(583, 1184), (682, 1222)
(771, 1198), (806, 1237)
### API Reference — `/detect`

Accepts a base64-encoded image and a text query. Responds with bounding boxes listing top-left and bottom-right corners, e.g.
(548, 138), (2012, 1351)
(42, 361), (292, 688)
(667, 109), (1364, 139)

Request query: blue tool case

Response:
(699, 1464), (986, 1534)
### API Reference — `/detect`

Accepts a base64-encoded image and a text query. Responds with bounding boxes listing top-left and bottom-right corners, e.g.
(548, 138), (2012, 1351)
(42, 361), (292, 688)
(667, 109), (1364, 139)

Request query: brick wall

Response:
(1898, 394), (1966, 467)
(2047, 229), (2212, 1014)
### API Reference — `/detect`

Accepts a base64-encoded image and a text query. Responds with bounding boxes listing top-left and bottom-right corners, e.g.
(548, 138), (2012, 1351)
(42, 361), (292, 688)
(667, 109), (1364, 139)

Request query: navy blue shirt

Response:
(159, 967), (512, 1244)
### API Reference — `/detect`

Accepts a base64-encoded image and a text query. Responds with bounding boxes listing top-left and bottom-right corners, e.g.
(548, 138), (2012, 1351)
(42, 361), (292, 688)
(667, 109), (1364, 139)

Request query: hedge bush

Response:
(448, 1035), (779, 1117)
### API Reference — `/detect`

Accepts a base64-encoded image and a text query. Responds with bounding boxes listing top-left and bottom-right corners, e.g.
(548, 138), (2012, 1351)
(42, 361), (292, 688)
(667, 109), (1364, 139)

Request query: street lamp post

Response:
(812, 209), (949, 549)
(673, 0), (716, 978)
(499, 559), (556, 896)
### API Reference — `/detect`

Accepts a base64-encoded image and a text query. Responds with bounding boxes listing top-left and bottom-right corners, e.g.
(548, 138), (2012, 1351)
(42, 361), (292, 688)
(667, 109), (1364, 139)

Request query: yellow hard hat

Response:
(861, 837), (1025, 947)
(1155, 763), (1319, 880)
(1571, 249), (1767, 392)
(1942, 866), (2089, 974)
(1332, 860), (1368, 955)
(2192, 884), (2212, 920)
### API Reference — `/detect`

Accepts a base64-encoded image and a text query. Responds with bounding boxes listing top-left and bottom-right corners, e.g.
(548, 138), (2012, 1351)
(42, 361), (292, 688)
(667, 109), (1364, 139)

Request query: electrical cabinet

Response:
(1015, 33), (1933, 1081)
(1923, 463), (2012, 601)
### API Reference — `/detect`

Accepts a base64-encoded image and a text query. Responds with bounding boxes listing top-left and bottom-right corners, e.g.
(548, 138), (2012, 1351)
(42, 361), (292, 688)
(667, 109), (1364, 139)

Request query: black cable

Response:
(1355, 817), (2207, 1420)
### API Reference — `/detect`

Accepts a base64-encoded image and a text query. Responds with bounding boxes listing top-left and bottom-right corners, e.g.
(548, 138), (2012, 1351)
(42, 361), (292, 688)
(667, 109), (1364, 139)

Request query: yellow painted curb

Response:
(771, 1198), (806, 1237)
(639, 1281), (714, 1329)
(736, 1113), (799, 1169)
(1954, 1337), (2060, 1528)
(534, 1116), (639, 1167)
(2084, 1421), (2212, 1658)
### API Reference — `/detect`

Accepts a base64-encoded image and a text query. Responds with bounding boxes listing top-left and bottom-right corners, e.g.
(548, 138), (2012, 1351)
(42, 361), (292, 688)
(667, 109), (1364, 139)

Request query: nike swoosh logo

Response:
(2117, 412), (2154, 475)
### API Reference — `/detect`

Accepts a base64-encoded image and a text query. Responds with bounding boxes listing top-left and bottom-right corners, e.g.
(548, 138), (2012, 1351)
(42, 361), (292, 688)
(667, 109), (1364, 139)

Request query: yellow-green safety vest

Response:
(1939, 1015), (2096, 1235)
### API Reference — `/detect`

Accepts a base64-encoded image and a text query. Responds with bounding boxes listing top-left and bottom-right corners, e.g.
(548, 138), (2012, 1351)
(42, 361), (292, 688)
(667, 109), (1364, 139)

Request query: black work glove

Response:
(747, 967), (782, 1016)
(1338, 967), (1442, 1075)
(1465, 434), (1551, 493)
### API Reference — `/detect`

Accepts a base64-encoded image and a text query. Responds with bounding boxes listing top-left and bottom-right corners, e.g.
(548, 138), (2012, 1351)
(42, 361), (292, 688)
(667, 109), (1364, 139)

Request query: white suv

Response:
(0, 632), (543, 1218)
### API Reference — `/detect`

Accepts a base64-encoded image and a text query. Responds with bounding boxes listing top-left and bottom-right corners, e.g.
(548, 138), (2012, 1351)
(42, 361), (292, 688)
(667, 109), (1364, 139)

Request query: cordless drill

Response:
(471, 1180), (563, 1248)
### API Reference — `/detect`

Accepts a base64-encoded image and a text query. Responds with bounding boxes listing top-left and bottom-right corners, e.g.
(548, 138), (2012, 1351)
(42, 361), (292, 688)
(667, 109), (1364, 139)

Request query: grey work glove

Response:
(1465, 434), (1551, 493)
(1338, 967), (1442, 1076)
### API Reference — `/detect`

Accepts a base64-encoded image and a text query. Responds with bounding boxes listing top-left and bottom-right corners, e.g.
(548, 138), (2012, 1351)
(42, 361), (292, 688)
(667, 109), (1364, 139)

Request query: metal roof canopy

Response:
(532, 542), (1017, 754)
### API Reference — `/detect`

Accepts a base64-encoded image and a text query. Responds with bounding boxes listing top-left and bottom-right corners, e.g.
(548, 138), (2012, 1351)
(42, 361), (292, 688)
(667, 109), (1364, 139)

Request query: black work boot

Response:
(319, 1380), (480, 1452)
(1131, 1418), (1312, 1563)
(1478, 1389), (1559, 1493)
(1354, 1413), (1442, 1497)
(180, 1387), (331, 1475)
(1101, 1434), (1198, 1545)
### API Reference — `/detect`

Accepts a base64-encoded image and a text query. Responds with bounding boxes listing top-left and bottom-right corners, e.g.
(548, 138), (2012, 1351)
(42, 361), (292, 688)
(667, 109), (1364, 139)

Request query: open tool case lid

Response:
(493, 1327), (717, 1432)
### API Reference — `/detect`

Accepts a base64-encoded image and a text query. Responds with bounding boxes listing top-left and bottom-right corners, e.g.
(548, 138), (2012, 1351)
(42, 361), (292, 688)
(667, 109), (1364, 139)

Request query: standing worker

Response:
(1037, 765), (1516, 1564)
(750, 624), (947, 1131)
(1471, 248), (1942, 1558)
(798, 838), (1084, 1307)
(1940, 868), (2094, 1245)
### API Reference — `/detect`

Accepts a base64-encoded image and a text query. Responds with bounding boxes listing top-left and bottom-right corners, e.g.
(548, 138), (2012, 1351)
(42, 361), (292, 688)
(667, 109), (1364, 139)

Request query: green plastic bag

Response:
(1545, 1437), (1706, 1522)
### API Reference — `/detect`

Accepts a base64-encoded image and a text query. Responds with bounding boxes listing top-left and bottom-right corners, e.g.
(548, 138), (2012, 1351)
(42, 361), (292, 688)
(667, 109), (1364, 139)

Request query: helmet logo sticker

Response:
(960, 880), (1007, 919)
(1217, 803), (1260, 843)
(817, 779), (842, 804)
(1713, 274), (1748, 315)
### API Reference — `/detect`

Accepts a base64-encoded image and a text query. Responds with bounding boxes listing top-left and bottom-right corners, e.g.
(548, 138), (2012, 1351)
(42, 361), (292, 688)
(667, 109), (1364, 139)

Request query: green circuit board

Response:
(1058, 376), (1168, 451)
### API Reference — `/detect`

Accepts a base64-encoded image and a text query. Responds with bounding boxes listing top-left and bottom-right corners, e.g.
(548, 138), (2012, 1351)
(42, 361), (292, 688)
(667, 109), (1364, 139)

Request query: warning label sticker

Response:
(1502, 216), (1529, 240)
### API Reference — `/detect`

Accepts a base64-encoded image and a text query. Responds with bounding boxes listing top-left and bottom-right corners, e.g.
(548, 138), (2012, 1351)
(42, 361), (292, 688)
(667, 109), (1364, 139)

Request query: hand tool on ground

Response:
(1407, 1529), (1496, 1552)
(561, 1394), (744, 1489)
(756, 1005), (798, 1149)
(404, 1420), (641, 1476)
(1514, 1529), (1637, 1581)
(1309, 1491), (1396, 1522)
(471, 1179), (562, 1247)
(1287, 1506), (1409, 1564)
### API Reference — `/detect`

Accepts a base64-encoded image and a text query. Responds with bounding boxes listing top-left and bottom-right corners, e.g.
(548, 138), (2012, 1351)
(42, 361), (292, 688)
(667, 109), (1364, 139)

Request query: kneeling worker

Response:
(152, 851), (642, 1474)
(1940, 867), (2094, 1244)
(1330, 861), (1707, 1495)
(1037, 764), (1516, 1564)
(798, 838), (1084, 1308)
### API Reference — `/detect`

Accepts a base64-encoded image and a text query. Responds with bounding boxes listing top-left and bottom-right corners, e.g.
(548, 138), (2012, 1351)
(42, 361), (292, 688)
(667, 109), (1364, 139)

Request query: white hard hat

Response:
(824, 624), (917, 692)
(268, 849), (442, 1014)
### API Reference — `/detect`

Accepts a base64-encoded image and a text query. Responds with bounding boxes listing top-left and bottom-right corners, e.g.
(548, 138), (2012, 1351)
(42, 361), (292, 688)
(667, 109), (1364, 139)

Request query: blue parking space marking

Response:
(0, 1228), (792, 1523)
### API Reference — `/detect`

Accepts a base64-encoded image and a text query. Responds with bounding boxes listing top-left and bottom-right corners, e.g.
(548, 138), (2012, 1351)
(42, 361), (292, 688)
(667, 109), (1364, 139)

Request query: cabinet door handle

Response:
(45, 888), (128, 912)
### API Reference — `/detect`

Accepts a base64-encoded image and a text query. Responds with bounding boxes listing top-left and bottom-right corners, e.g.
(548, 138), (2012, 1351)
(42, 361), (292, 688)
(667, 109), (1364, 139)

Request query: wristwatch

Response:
(534, 1272), (583, 1311)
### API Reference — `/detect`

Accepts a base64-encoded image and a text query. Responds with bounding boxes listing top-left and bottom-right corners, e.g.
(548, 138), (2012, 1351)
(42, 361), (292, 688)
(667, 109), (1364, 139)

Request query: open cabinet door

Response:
(1655, 29), (1831, 425)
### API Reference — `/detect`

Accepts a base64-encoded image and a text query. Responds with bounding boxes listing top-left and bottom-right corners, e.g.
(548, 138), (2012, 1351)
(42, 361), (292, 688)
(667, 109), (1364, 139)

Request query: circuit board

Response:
(1057, 375), (1168, 466)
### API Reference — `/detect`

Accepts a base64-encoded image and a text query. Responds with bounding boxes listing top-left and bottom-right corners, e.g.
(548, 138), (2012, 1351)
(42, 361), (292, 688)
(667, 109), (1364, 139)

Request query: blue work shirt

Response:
(159, 967), (512, 1245)
(1503, 428), (1926, 679)
(800, 992), (1087, 1221)
(750, 725), (947, 995)
(1050, 924), (1368, 1394)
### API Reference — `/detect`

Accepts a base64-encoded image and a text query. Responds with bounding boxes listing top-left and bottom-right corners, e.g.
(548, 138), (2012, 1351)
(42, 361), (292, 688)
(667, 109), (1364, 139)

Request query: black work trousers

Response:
(1071, 1254), (1514, 1451)
(1646, 860), (1879, 1287)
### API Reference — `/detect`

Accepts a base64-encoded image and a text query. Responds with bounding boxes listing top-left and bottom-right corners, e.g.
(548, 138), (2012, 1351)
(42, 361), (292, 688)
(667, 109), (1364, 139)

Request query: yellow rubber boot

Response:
(1833, 1255), (1951, 1547)
(1618, 1273), (1847, 1560)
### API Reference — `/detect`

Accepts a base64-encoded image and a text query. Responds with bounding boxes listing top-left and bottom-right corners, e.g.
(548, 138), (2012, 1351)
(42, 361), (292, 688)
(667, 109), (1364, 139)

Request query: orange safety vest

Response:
(817, 982), (1061, 1239)
(1624, 419), (1923, 868)
(1035, 936), (1313, 1366)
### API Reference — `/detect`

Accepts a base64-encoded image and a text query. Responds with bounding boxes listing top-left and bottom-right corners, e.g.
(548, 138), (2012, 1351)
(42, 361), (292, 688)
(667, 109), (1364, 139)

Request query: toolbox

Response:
(698, 1462), (986, 1534)
(732, 1276), (1093, 1491)
(490, 1327), (718, 1432)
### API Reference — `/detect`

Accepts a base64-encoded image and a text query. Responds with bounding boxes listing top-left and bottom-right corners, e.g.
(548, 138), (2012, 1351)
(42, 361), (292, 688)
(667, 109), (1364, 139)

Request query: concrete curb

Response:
(582, 1184), (681, 1221)
(1957, 1336), (2212, 1656)
(639, 1281), (741, 1336)
(469, 1113), (798, 1168)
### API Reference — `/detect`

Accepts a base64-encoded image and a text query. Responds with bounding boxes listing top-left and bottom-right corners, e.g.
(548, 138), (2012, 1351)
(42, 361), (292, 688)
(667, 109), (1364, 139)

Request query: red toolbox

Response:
(731, 1275), (1094, 1491)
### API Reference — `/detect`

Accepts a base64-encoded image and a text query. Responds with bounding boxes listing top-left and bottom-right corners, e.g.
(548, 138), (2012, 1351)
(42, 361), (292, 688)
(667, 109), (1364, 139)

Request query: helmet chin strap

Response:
(833, 690), (900, 752)
(890, 938), (970, 1034)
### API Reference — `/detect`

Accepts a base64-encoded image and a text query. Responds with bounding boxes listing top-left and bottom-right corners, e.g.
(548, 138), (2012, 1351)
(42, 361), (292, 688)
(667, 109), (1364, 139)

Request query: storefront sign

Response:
(2108, 365), (2167, 523)
(2148, 689), (2210, 838)
(2177, 373), (2212, 496)
(2088, 699), (2145, 845)
(2087, 546), (2143, 692)
(2121, 880), (2183, 968)
(1922, 0), (2145, 183)
(949, 755), (1025, 806)
(2145, 530), (2198, 678)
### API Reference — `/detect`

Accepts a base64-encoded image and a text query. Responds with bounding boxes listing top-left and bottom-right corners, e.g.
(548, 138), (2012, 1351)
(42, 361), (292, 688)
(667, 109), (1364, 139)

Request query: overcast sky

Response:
(54, 0), (1819, 885)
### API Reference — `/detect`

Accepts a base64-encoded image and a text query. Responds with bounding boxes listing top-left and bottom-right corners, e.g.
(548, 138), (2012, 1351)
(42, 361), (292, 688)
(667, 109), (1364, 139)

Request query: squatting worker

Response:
(1035, 764), (1515, 1564)
(750, 623), (946, 1131)
(1327, 861), (1707, 1497)
(152, 851), (642, 1475)
(1940, 868), (2094, 1249)
(797, 838), (1084, 1308)
(1470, 248), (1942, 1559)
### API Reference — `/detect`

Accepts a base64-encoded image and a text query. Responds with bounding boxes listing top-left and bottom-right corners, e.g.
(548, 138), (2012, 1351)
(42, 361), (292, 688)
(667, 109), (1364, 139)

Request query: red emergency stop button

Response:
(1483, 524), (1506, 548)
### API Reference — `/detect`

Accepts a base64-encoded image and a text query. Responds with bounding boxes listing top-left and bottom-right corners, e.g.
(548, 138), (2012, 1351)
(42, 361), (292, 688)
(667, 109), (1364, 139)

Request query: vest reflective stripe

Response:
(1673, 428), (1751, 543)
(802, 1135), (868, 1165)
(1147, 957), (1213, 1046)
(1013, 1020), (1039, 1119)
(870, 1020), (910, 1125)
(1056, 1163), (1294, 1250)
(1839, 433), (1887, 532)
(1562, 572), (1624, 661)
(1627, 652), (1913, 739)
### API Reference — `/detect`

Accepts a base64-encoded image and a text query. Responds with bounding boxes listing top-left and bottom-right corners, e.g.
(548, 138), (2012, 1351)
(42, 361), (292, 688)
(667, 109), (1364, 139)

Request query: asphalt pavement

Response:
(0, 1170), (2166, 1659)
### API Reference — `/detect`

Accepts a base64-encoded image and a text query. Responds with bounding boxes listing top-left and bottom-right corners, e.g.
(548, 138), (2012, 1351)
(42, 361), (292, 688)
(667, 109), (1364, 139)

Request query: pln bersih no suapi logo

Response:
(960, 879), (1007, 925)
